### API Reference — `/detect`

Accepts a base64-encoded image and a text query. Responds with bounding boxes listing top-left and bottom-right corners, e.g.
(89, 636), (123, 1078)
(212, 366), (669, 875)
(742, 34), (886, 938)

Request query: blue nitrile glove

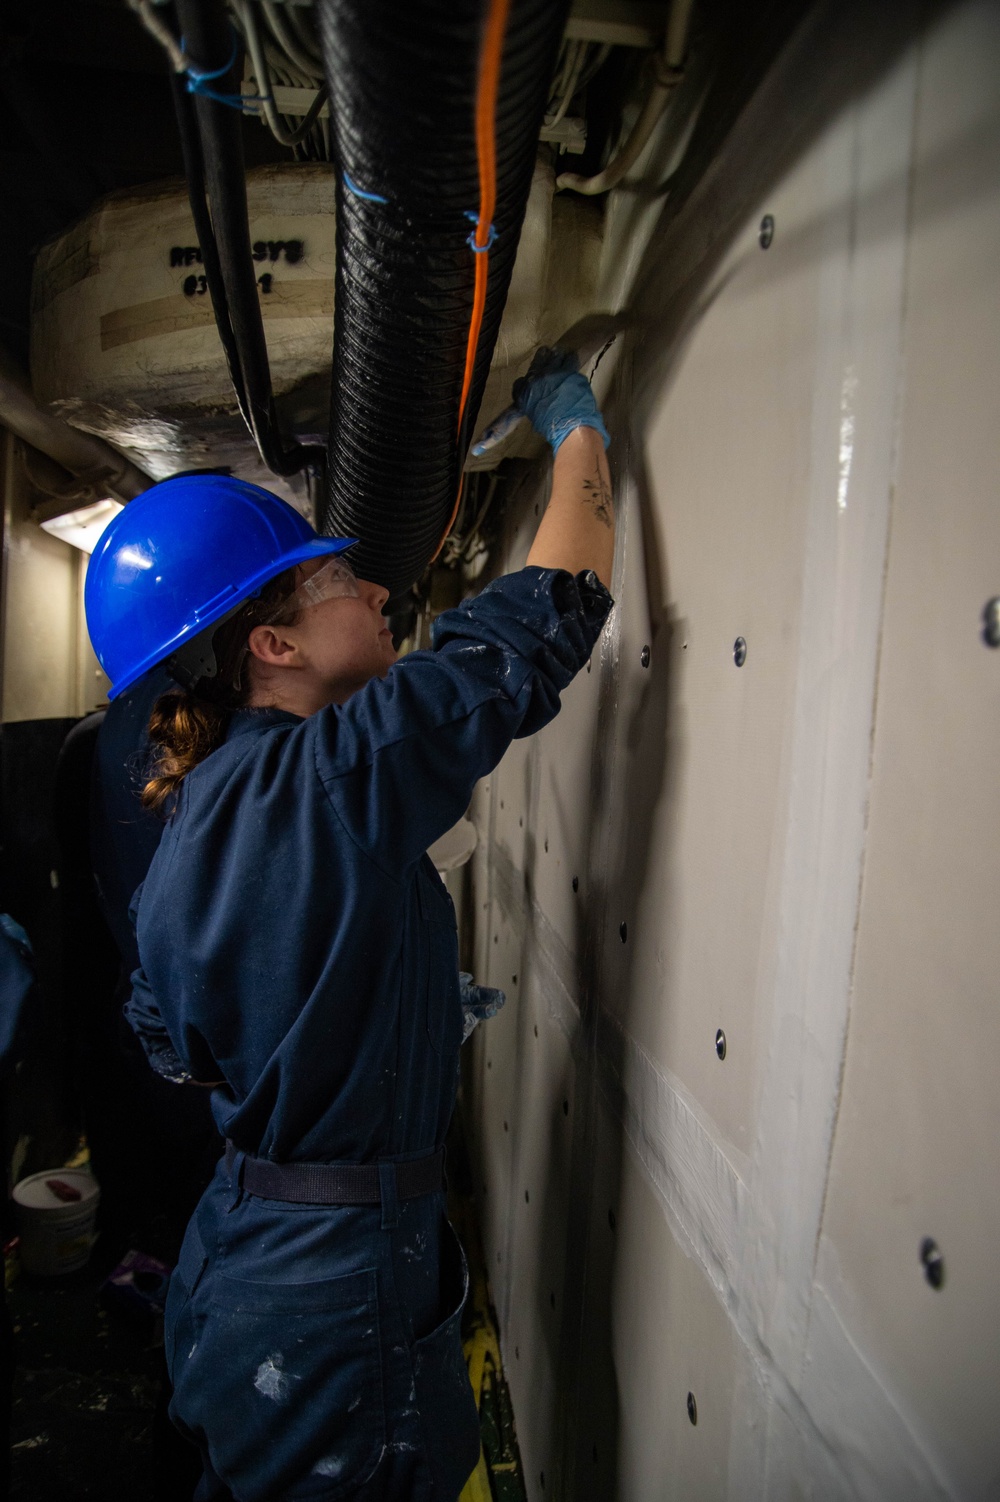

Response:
(472, 346), (610, 458)
(459, 972), (507, 1043)
(513, 346), (610, 453)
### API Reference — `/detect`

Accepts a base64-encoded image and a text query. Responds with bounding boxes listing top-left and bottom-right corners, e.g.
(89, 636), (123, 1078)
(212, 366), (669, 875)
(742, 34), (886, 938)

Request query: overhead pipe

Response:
(318, 0), (572, 598)
(0, 345), (149, 504)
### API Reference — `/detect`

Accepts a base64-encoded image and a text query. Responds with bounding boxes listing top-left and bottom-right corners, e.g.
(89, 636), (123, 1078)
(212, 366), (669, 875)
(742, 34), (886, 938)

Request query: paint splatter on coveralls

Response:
(125, 566), (613, 1501)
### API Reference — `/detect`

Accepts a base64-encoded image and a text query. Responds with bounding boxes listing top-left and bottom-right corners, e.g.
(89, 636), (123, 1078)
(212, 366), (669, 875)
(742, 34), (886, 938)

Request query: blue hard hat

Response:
(85, 474), (356, 700)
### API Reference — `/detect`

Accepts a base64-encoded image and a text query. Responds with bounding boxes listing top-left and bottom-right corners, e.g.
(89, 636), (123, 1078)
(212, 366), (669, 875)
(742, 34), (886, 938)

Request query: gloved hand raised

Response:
(471, 346), (610, 457)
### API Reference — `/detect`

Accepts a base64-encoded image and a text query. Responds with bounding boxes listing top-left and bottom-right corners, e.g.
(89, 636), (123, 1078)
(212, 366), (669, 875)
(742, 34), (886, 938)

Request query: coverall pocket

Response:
(411, 1221), (481, 1501)
(164, 1218), (207, 1380)
(416, 864), (463, 1057)
(171, 1266), (385, 1502)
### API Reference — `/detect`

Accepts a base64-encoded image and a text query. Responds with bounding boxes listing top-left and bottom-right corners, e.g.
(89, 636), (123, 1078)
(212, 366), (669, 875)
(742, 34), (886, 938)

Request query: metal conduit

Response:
(0, 345), (149, 504)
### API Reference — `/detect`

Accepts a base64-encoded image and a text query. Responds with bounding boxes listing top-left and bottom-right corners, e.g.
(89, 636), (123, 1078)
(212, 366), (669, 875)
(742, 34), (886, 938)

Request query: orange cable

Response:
(431, 0), (511, 561)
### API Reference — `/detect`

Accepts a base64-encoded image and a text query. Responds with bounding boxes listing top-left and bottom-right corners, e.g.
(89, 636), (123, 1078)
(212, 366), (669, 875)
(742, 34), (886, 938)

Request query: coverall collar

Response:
(225, 705), (304, 743)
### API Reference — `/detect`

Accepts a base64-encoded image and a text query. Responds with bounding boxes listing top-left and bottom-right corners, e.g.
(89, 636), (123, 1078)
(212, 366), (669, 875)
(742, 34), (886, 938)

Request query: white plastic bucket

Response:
(12, 1169), (101, 1276)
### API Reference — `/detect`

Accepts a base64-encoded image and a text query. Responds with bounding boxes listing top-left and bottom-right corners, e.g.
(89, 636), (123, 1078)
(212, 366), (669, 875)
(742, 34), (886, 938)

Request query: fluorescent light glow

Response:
(39, 499), (123, 554)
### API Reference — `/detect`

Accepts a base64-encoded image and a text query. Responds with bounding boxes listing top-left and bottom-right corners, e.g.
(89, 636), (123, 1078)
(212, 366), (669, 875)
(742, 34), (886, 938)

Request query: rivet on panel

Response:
(487, 1059), (492, 1069)
(640, 645), (650, 668)
(572, 876), (579, 893)
(512, 974), (517, 985)
(759, 213), (774, 248)
(563, 1099), (569, 1116)
(608, 1208), (616, 1232)
(733, 636), (747, 667)
(503, 1120), (508, 1132)
(515, 1346), (519, 1360)
(493, 934), (498, 944)
(534, 1024), (538, 1038)
(619, 921), (628, 943)
(544, 837), (548, 852)
(920, 1237), (944, 1289)
(687, 1391), (698, 1425)
(983, 597), (1000, 648)
(519, 816), (523, 828)
(525, 1190), (530, 1203)
(715, 1028), (727, 1060)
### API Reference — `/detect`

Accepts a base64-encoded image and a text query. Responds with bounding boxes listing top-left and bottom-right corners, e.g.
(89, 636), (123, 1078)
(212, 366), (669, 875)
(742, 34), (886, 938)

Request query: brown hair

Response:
(141, 567), (300, 815)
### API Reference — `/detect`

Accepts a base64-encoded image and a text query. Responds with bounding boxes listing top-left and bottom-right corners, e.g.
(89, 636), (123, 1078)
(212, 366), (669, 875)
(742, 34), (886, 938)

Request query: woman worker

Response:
(84, 355), (615, 1502)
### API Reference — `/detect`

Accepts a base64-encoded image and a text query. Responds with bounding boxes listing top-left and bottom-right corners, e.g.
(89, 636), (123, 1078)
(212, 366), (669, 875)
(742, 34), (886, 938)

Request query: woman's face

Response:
(295, 560), (397, 701)
(247, 558), (397, 710)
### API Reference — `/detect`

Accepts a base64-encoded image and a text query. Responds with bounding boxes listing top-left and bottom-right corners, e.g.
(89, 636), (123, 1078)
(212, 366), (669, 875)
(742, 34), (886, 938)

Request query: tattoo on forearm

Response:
(581, 463), (613, 528)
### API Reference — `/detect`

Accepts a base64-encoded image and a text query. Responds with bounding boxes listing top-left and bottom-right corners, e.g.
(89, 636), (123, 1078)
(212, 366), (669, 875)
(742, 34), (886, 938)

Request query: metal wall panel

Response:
(463, 4), (998, 1497)
(814, 4), (1000, 1495)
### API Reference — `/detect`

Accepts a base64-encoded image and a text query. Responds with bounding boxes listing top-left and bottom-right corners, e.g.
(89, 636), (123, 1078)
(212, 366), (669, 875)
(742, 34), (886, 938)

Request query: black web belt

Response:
(224, 1140), (445, 1206)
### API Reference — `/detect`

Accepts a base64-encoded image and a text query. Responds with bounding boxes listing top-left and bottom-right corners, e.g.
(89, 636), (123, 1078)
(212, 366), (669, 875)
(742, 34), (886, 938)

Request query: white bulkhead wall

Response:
(463, 3), (1000, 1498)
(0, 432), (109, 723)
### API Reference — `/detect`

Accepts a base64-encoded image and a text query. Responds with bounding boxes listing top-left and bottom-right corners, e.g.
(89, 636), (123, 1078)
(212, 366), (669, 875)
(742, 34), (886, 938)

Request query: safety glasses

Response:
(277, 554), (360, 618)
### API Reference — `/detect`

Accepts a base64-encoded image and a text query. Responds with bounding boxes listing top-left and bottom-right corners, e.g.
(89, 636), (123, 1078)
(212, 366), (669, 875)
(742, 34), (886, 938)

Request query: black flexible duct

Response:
(318, 0), (571, 597)
(172, 0), (324, 480)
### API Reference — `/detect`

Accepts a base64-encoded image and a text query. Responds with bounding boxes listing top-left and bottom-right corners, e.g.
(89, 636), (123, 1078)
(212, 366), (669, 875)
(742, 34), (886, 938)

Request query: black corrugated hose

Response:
(172, 0), (324, 480)
(318, 0), (571, 598)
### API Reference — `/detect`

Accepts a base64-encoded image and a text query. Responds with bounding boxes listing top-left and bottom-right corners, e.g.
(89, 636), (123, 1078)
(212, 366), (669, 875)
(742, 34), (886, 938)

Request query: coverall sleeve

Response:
(123, 882), (192, 1082)
(312, 566), (613, 875)
(125, 967), (193, 1083)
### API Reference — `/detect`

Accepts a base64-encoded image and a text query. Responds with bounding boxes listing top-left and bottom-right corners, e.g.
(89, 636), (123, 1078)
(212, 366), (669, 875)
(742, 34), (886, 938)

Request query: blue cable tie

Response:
(343, 171), (389, 205)
(467, 227), (497, 252)
(183, 32), (262, 112)
(464, 212), (497, 252)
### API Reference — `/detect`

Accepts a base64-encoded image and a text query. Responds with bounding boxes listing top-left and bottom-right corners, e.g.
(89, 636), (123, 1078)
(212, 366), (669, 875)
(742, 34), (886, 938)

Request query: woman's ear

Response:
(247, 622), (303, 668)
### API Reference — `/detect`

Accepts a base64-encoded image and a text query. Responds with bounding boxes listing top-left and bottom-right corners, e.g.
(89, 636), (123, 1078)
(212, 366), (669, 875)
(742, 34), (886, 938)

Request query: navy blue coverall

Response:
(125, 567), (613, 1501)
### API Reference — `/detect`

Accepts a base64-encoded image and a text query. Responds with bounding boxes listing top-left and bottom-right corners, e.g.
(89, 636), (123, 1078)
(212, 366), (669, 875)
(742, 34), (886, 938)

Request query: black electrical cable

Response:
(317, 0), (571, 598)
(173, 0), (324, 481)
(168, 72), (252, 434)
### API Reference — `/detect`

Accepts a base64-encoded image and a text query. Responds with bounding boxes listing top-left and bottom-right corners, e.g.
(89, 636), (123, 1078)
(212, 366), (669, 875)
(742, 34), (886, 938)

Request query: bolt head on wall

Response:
(920, 1237), (945, 1289)
(734, 636), (747, 667)
(759, 214), (775, 248)
(715, 1028), (727, 1060)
